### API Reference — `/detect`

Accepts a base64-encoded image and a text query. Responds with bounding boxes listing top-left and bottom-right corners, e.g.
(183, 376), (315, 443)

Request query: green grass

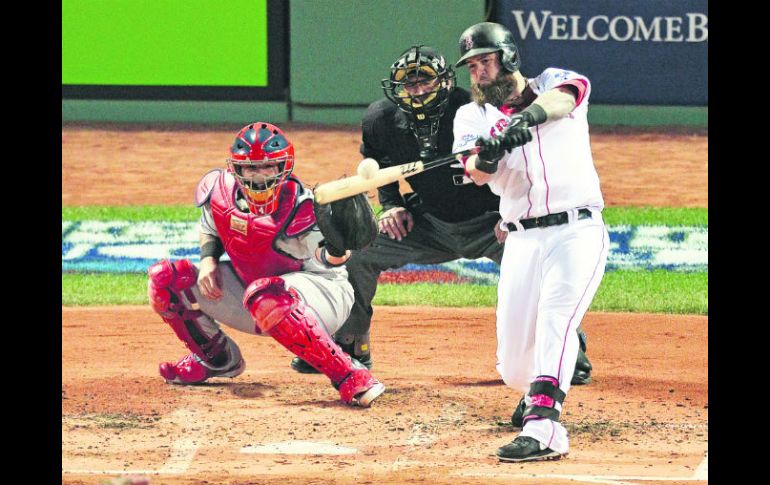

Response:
(62, 270), (707, 314)
(62, 205), (708, 226)
(62, 205), (707, 313)
(590, 270), (707, 314)
(601, 207), (707, 226)
(62, 273), (149, 306)
(62, 205), (198, 222)
(373, 283), (498, 307)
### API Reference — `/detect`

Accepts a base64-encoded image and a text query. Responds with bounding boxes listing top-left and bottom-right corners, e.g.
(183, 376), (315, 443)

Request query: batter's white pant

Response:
(496, 209), (609, 454)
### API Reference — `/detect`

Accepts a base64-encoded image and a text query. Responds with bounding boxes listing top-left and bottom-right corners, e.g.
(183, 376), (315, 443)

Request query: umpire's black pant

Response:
(334, 210), (504, 352)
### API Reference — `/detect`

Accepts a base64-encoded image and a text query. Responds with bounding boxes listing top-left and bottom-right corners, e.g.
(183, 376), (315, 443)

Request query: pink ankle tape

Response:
(531, 394), (555, 407)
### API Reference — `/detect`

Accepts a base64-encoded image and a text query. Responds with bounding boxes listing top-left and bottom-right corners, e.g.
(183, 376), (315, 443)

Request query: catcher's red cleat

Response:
(159, 353), (245, 385)
(337, 368), (386, 407)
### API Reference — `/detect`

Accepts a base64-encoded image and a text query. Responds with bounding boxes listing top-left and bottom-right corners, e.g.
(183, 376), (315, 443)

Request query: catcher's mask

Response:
(381, 45), (455, 159)
(455, 22), (521, 73)
(226, 122), (295, 216)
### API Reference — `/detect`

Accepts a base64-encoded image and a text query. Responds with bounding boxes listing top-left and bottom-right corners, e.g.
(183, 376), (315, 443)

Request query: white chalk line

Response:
(158, 438), (199, 473)
(63, 405), (708, 482)
(692, 451), (708, 480)
(62, 437), (199, 476)
(240, 441), (358, 455)
(62, 409), (200, 476)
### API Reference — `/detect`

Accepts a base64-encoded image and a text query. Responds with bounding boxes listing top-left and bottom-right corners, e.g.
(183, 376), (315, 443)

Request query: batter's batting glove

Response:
(475, 112), (536, 174)
(474, 104), (546, 174)
(474, 137), (505, 174)
(499, 112), (534, 151)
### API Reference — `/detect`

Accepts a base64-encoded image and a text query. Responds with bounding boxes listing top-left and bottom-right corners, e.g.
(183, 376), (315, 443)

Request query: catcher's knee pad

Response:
(148, 259), (228, 366)
(244, 277), (367, 390)
(148, 259), (198, 316)
(243, 276), (296, 334)
(522, 375), (566, 425)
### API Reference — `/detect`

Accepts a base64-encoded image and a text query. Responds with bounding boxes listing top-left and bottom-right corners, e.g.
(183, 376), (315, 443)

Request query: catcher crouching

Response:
(147, 122), (384, 407)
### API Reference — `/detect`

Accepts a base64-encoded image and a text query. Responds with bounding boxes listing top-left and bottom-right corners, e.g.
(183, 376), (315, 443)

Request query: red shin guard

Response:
(148, 259), (227, 363)
(244, 276), (383, 404)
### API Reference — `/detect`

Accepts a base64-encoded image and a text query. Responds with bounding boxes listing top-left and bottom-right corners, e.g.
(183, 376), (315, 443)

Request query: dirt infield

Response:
(62, 307), (707, 484)
(62, 123), (707, 208)
(62, 123), (708, 484)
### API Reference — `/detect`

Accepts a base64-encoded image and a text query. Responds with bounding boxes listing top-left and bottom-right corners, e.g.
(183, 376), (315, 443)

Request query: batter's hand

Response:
(379, 207), (414, 241)
(197, 257), (223, 300)
(475, 137), (505, 174)
(499, 113), (534, 151)
(494, 219), (507, 244)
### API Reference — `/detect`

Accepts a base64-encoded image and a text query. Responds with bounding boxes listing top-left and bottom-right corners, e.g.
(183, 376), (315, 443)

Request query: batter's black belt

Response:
(505, 208), (592, 232)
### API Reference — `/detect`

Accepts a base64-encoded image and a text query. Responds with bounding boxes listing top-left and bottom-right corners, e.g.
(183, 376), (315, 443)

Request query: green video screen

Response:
(62, 0), (268, 87)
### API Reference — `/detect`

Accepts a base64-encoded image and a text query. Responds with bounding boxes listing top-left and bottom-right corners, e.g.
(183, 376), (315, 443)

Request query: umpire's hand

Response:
(494, 218), (508, 244)
(378, 207), (414, 241)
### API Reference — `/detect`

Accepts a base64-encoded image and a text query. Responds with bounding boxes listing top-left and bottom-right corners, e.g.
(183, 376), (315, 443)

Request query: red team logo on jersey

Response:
(490, 118), (509, 138)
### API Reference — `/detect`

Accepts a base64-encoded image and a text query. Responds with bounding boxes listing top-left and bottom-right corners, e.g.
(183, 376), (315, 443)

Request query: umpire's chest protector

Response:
(208, 172), (313, 284)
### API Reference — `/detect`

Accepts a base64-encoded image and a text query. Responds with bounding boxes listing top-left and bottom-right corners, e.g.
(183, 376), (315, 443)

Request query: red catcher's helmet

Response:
(226, 122), (295, 215)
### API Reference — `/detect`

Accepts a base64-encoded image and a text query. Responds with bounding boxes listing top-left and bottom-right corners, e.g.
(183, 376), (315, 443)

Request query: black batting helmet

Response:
(455, 22), (521, 73)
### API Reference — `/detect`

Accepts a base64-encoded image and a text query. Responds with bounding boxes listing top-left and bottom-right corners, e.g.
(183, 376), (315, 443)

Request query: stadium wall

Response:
(61, 0), (707, 127)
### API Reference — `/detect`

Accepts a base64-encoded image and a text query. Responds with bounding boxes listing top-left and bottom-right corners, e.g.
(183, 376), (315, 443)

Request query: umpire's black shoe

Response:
(290, 356), (321, 374)
(290, 353), (372, 374)
(496, 436), (564, 463)
(511, 395), (526, 428)
(571, 346), (593, 385)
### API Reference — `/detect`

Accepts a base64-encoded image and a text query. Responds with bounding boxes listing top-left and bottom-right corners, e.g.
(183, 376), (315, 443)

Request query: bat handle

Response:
(422, 146), (481, 170)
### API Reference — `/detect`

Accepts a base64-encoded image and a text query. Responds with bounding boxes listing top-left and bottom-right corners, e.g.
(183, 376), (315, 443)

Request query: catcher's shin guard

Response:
(244, 276), (385, 407)
(148, 259), (230, 367)
(522, 376), (566, 425)
(291, 333), (373, 374)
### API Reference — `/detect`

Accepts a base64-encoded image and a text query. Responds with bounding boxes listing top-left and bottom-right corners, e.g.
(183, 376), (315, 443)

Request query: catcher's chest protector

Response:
(209, 173), (314, 284)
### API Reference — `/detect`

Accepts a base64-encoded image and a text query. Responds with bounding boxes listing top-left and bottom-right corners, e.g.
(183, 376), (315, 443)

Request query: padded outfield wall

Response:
(61, 0), (707, 126)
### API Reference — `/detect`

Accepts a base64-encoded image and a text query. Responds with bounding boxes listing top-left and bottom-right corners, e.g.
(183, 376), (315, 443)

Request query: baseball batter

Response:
(453, 23), (609, 462)
(289, 45), (593, 387)
(147, 122), (385, 407)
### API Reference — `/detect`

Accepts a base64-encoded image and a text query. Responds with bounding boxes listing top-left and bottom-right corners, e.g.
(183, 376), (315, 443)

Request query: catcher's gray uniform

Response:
(190, 194), (355, 339)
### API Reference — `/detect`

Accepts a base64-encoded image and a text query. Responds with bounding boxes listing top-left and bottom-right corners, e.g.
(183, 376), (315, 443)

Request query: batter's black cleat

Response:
(496, 436), (564, 463)
(511, 395), (526, 428)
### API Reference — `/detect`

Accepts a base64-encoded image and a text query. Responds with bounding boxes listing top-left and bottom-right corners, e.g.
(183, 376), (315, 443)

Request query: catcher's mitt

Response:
(314, 193), (377, 257)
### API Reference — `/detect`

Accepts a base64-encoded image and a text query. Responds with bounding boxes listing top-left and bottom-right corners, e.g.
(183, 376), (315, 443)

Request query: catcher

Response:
(147, 121), (385, 407)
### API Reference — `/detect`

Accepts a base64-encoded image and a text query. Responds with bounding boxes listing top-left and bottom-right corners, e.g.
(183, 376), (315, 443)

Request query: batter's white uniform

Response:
(453, 68), (609, 455)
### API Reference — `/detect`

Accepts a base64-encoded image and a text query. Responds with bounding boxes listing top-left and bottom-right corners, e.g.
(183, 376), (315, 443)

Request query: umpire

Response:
(291, 45), (592, 385)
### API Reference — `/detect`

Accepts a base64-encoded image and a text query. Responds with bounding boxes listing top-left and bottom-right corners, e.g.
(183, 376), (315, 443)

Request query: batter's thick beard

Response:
(471, 71), (518, 108)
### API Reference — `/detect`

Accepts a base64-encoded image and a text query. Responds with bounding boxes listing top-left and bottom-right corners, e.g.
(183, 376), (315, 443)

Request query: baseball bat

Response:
(313, 146), (481, 204)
